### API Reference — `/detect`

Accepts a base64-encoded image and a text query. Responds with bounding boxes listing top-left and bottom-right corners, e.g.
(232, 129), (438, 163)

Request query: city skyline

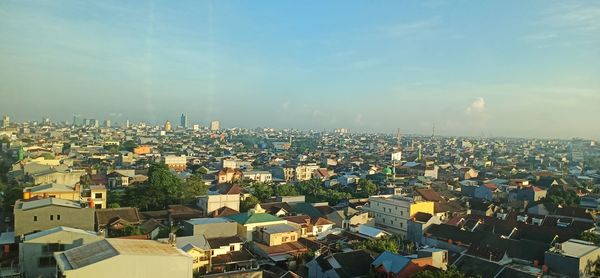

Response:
(1, 1), (599, 139)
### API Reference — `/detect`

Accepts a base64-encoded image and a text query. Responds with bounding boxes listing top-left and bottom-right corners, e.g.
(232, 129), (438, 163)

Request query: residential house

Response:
(242, 170), (272, 183)
(217, 168), (243, 184)
(197, 194), (240, 216)
(182, 218), (238, 238)
(95, 207), (141, 237)
(364, 195), (434, 238)
(30, 168), (86, 186)
(474, 184), (501, 201)
(14, 198), (95, 237)
(283, 215), (335, 238)
(225, 205), (287, 240)
(162, 155), (187, 172)
(19, 227), (102, 278)
(407, 212), (442, 243)
(545, 239), (600, 278)
(251, 224), (308, 264)
(307, 250), (374, 278)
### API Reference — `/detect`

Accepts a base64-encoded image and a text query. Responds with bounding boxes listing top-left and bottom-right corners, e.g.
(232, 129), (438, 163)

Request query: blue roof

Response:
(371, 251), (411, 274)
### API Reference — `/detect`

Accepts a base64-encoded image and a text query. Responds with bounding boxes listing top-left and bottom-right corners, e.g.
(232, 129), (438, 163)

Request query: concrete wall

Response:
(197, 194), (240, 215)
(264, 231), (298, 246)
(15, 206), (95, 236)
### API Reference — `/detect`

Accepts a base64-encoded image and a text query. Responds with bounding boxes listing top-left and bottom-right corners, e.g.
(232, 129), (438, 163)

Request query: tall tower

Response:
(180, 113), (188, 128)
(164, 120), (172, 132)
(2, 115), (9, 128)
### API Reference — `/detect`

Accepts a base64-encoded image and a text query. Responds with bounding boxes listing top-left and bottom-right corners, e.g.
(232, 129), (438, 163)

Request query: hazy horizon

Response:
(1, 1), (599, 139)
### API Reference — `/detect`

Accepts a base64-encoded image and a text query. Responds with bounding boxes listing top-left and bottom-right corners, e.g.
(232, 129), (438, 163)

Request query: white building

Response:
(364, 195), (434, 238)
(210, 121), (220, 131)
(196, 194), (240, 216)
(242, 171), (272, 183)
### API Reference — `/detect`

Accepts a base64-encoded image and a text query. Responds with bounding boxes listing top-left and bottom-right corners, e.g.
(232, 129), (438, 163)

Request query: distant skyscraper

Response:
(91, 119), (99, 128)
(210, 120), (220, 131)
(125, 120), (130, 128)
(192, 124), (200, 131)
(2, 115), (9, 128)
(104, 120), (111, 128)
(180, 113), (188, 128)
(164, 120), (172, 132)
(72, 114), (81, 126)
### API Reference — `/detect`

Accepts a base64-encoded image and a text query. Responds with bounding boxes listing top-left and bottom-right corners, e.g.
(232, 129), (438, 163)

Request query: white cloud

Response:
(466, 97), (486, 114)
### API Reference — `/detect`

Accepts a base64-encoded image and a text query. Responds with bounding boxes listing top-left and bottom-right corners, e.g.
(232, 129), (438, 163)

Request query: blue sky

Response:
(1, 1), (599, 138)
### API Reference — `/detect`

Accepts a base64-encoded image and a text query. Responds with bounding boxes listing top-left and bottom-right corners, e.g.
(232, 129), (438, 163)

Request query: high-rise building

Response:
(2, 115), (9, 128)
(91, 119), (99, 128)
(125, 120), (130, 128)
(72, 114), (82, 126)
(192, 124), (200, 131)
(164, 120), (172, 132)
(210, 120), (220, 131)
(180, 113), (188, 128)
(104, 120), (111, 128)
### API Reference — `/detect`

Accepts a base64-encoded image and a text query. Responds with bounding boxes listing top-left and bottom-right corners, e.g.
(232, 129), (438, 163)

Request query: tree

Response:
(2, 183), (25, 212)
(120, 140), (137, 152)
(124, 163), (184, 210)
(183, 174), (209, 204)
(107, 190), (124, 208)
(351, 235), (401, 254)
(579, 232), (600, 245)
(240, 196), (260, 212)
(412, 266), (467, 278)
(359, 179), (378, 196)
(252, 182), (273, 202)
(274, 183), (299, 197)
(543, 189), (580, 206)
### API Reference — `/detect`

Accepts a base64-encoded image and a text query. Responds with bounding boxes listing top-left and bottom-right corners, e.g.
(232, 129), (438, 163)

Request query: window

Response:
(95, 193), (103, 199)
(400, 223), (403, 228)
(291, 235), (295, 241)
(38, 257), (56, 267)
(230, 245), (235, 251)
(50, 215), (53, 221)
(43, 243), (66, 253)
(95, 204), (102, 209)
(34, 216), (37, 221)
(57, 214), (60, 220)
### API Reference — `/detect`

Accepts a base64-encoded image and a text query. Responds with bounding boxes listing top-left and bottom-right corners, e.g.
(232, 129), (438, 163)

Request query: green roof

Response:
(225, 212), (282, 225)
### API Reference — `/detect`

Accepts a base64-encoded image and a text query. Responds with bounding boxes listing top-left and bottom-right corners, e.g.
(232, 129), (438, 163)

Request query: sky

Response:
(0, 1), (599, 139)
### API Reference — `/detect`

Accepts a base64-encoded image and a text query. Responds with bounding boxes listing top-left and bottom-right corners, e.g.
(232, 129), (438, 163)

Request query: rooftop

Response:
(18, 198), (82, 210)
(549, 239), (600, 258)
(185, 217), (231, 225)
(57, 239), (189, 270)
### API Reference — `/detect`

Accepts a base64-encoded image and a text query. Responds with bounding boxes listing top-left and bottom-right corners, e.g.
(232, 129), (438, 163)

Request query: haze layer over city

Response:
(1, 1), (599, 139)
